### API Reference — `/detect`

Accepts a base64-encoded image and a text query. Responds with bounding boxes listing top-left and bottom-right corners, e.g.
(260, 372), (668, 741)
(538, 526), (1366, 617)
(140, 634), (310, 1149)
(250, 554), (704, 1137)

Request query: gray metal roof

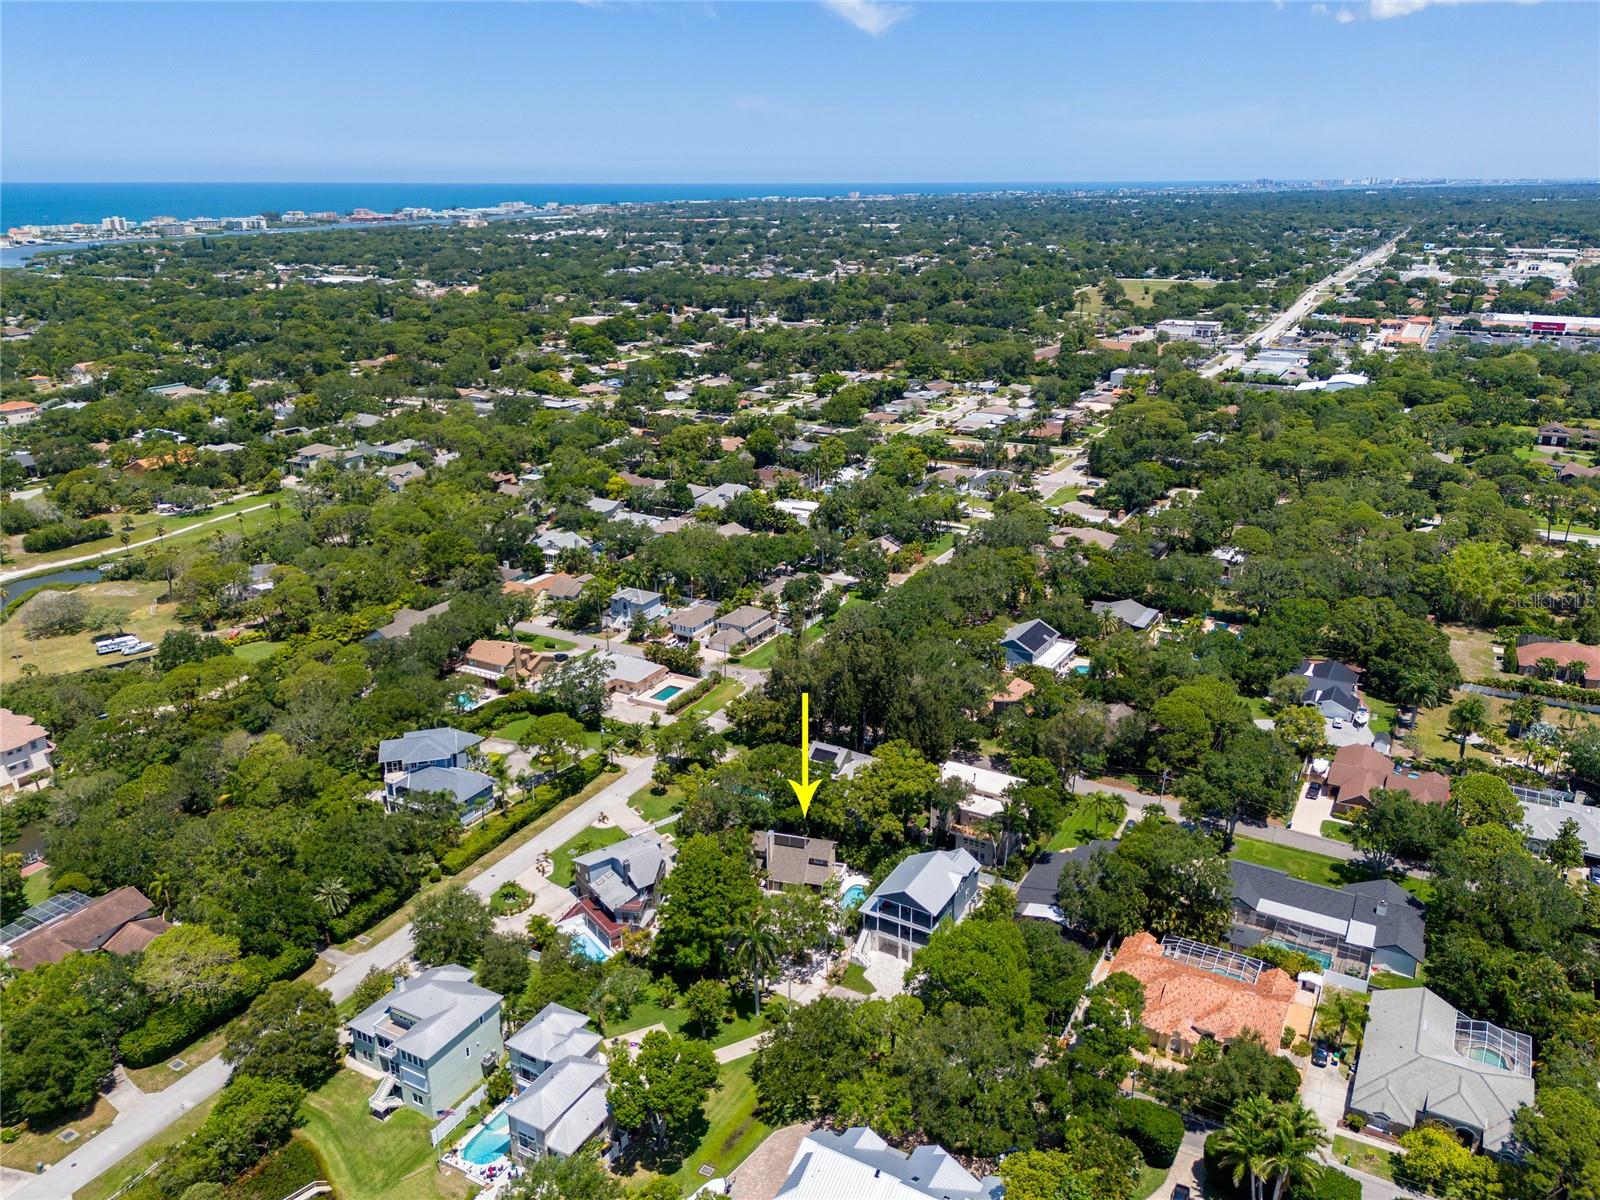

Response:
(775, 1127), (1001, 1199)
(1091, 599), (1161, 629)
(378, 726), (481, 767)
(396, 766), (494, 806)
(504, 1055), (608, 1153)
(507, 1003), (601, 1065)
(868, 849), (980, 919)
(1349, 988), (1534, 1153)
(348, 965), (501, 1061)
(574, 833), (665, 900)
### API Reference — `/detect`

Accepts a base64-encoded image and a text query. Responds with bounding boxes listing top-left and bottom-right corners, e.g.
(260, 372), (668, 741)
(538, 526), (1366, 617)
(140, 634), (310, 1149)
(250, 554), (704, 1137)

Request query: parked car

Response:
(1306, 782), (1321, 800)
(1311, 1044), (1330, 1068)
(1172, 1187), (1193, 1200)
(1331, 717), (1345, 730)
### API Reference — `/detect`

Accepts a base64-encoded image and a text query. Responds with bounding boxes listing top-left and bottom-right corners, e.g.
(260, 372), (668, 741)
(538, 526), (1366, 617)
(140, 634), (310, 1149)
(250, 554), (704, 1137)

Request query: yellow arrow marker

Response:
(787, 691), (820, 816)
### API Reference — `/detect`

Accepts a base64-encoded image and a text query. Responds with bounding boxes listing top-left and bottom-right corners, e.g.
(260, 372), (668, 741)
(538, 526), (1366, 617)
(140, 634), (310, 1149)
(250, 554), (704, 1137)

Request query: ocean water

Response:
(0, 180), (1119, 230)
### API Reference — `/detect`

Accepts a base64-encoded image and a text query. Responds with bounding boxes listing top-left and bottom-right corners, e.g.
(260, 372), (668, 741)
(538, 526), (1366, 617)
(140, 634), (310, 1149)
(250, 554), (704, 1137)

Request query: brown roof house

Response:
(1324, 745), (1449, 816)
(1106, 932), (1299, 1058)
(458, 639), (550, 684)
(1513, 638), (1600, 689)
(3, 886), (170, 971)
(751, 831), (838, 892)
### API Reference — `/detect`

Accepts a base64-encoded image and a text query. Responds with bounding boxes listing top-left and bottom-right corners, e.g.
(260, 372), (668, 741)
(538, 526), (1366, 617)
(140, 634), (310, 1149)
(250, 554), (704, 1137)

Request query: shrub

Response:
(222, 1135), (323, 1200)
(120, 1002), (213, 1067)
(1344, 1113), (1365, 1132)
(1115, 1097), (1185, 1168)
(1292, 1039), (1314, 1057)
(50, 870), (94, 896)
(644, 642), (701, 676)
(21, 519), (111, 553)
(1300, 1169), (1361, 1200)
(665, 673), (721, 714)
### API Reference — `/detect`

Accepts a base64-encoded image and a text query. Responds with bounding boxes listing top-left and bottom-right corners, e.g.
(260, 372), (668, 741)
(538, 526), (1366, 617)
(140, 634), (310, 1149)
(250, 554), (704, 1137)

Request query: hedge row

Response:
(1472, 674), (1598, 704)
(666, 673), (723, 714)
(120, 944), (316, 1067)
(440, 752), (608, 874)
(1114, 1097), (1185, 1168)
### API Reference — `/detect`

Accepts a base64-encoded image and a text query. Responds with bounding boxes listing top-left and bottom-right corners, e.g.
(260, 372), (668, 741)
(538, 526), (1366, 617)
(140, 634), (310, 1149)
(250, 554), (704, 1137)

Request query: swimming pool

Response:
(649, 684), (684, 701)
(1468, 1046), (1510, 1070)
(567, 927), (612, 962)
(840, 884), (866, 910)
(460, 1112), (509, 1165)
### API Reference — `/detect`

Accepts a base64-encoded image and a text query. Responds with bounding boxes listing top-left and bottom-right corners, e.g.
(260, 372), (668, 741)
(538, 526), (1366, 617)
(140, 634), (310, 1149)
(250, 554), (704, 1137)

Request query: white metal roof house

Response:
(504, 1055), (610, 1163)
(1348, 988), (1535, 1154)
(348, 965), (503, 1120)
(1090, 598), (1163, 631)
(773, 1127), (1001, 1200)
(507, 1003), (603, 1088)
(859, 848), (981, 961)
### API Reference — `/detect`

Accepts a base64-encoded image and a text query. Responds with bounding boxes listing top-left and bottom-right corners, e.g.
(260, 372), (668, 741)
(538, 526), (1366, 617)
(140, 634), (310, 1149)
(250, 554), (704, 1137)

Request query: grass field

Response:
(126, 1026), (227, 1093)
(1134, 1164), (1171, 1199)
(622, 1056), (769, 1195)
(2, 580), (180, 684)
(22, 866), (51, 905)
(513, 631), (578, 652)
(1232, 836), (1433, 905)
(1333, 1134), (1397, 1182)
(1441, 624), (1502, 679)
(1075, 277), (1217, 315)
(550, 823), (628, 887)
(299, 1069), (472, 1200)
(490, 715), (602, 749)
(677, 677), (744, 719)
(2, 493), (274, 575)
(74, 1093), (218, 1200)
(608, 993), (766, 1049)
(839, 963), (876, 995)
(1046, 800), (1123, 851)
(231, 640), (285, 663)
(630, 780), (686, 823)
(1, 1096), (118, 1172)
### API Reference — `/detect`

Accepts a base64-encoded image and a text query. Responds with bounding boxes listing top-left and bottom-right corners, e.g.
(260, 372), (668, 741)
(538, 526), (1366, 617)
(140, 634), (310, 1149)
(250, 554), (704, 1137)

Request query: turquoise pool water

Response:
(461, 1112), (509, 1165)
(841, 884), (867, 909)
(1468, 1046), (1510, 1069)
(568, 928), (612, 961)
(651, 684), (684, 701)
(1072, 665), (1091, 675)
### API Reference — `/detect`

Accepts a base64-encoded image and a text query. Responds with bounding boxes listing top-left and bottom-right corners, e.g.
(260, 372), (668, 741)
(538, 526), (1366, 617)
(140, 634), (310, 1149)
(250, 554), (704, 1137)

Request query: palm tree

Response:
(1315, 989), (1369, 1052)
(148, 870), (174, 918)
(1260, 1102), (1328, 1200)
(1445, 696), (1489, 760)
(1214, 1097), (1328, 1200)
(728, 903), (782, 1011)
(1213, 1095), (1276, 1200)
(1079, 789), (1125, 835)
(313, 877), (351, 927)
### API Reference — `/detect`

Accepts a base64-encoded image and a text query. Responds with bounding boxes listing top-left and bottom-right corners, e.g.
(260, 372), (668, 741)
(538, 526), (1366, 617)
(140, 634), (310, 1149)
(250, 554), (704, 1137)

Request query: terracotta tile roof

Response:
(1518, 639), (1600, 677)
(1107, 932), (1297, 1045)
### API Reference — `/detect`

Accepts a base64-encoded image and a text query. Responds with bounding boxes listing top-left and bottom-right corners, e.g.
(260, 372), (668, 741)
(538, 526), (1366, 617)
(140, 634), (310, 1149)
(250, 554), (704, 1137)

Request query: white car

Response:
(1331, 718), (1345, 730)
(1353, 707), (1370, 727)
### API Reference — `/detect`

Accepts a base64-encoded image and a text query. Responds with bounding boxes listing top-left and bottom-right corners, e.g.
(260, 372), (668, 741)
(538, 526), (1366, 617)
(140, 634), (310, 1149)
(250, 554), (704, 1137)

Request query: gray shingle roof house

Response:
(1091, 598), (1163, 631)
(383, 765), (496, 825)
(808, 739), (875, 780)
(774, 1127), (1001, 1200)
(1229, 861), (1425, 982)
(669, 603), (718, 640)
(504, 1054), (609, 1162)
(751, 830), (838, 891)
(348, 965), (503, 1119)
(1520, 797), (1600, 865)
(507, 1003), (603, 1088)
(1014, 840), (1118, 923)
(367, 599), (452, 642)
(860, 848), (981, 960)
(1294, 659), (1363, 722)
(379, 727), (482, 777)
(1348, 988), (1534, 1154)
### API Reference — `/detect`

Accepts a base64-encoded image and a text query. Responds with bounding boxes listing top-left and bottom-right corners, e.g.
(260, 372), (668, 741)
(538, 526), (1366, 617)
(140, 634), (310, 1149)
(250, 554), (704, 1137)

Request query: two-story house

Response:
(608, 588), (667, 629)
(349, 965), (503, 1119)
(859, 848), (982, 961)
(751, 830), (838, 893)
(507, 1003), (603, 1088)
(378, 728), (494, 824)
(561, 833), (668, 952)
(706, 604), (778, 654)
(504, 1055), (610, 1163)
(668, 603), (718, 642)
(0, 707), (55, 793)
(937, 762), (1027, 867)
(998, 619), (1077, 674)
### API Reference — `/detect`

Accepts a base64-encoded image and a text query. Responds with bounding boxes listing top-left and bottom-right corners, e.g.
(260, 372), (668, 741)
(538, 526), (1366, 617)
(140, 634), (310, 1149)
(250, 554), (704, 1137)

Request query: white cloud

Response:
(821, 0), (911, 36)
(1335, 8), (1357, 22)
(1368, 0), (1538, 18)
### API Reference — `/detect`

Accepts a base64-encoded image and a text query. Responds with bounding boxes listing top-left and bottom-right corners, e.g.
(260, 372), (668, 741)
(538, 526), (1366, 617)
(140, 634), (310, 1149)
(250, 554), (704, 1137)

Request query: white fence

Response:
(431, 1083), (488, 1147)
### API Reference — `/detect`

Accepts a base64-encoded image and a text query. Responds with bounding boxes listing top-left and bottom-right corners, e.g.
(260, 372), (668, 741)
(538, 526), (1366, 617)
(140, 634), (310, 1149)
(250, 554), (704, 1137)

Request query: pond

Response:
(0, 567), (104, 608)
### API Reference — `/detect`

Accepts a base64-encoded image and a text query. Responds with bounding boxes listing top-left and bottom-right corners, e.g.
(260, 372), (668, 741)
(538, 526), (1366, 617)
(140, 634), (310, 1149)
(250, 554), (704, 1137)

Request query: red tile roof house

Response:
(1324, 745), (1449, 816)
(1105, 932), (1299, 1058)
(3, 886), (170, 971)
(1512, 638), (1600, 689)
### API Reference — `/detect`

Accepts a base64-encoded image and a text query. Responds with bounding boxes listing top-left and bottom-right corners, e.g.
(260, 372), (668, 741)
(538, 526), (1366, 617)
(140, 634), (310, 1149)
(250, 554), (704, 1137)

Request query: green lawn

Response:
(839, 963), (876, 995)
(1045, 799), (1123, 851)
(1230, 836), (1366, 888)
(1134, 1164), (1170, 1200)
(1362, 695), (1397, 735)
(550, 824), (628, 887)
(2, 492), (273, 575)
(1319, 820), (1353, 843)
(298, 1069), (472, 1200)
(22, 866), (50, 905)
(624, 1056), (769, 1195)
(1, 580), (182, 685)
(629, 781), (686, 823)
(1, 1096), (118, 1173)
(514, 631), (578, 652)
(607, 994), (767, 1050)
(678, 677), (744, 719)
(231, 640), (285, 663)
(1333, 1134), (1397, 1182)
(491, 715), (602, 749)
(1075, 277), (1216, 315)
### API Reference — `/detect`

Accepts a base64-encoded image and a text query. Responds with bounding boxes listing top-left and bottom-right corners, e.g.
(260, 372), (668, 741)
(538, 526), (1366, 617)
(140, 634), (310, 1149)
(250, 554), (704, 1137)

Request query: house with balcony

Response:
(0, 707), (54, 793)
(937, 762), (1026, 866)
(377, 728), (494, 824)
(349, 965), (503, 1119)
(505, 1055), (610, 1163)
(859, 848), (981, 960)
(998, 619), (1077, 674)
(608, 588), (667, 629)
(507, 1003), (603, 1088)
(773, 1127), (1001, 1200)
(751, 831), (838, 893)
(561, 833), (669, 951)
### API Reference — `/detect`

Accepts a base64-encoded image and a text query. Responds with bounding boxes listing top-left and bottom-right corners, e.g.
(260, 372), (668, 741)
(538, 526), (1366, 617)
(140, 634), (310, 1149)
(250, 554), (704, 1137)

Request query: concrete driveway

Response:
(1288, 780), (1336, 835)
(1301, 1057), (1352, 1136)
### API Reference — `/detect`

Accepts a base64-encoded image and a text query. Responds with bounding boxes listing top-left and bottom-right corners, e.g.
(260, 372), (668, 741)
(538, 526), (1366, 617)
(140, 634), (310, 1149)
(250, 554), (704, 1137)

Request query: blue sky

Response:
(4, 1), (1596, 182)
